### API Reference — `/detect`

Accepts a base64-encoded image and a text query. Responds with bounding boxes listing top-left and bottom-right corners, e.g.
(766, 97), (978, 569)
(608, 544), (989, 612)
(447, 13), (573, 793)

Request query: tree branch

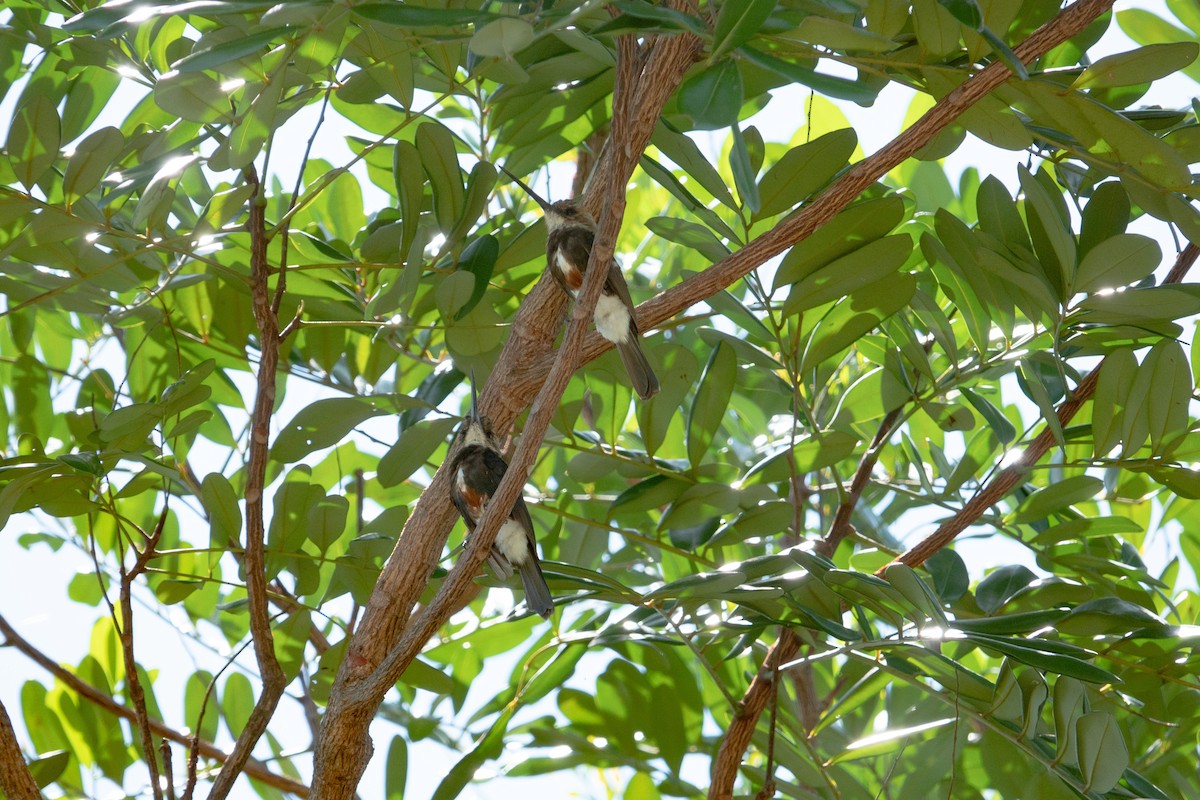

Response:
(309, 18), (705, 799)
(0, 696), (41, 800)
(705, 1), (1119, 795)
(895, 241), (1199, 568)
(208, 166), (289, 800)
(0, 613), (307, 797)
(117, 507), (169, 800)
(562, 0), (1121, 382)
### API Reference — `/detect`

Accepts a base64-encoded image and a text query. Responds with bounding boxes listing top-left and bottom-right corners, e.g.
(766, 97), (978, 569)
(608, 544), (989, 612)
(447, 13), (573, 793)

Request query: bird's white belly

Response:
(496, 519), (529, 565)
(594, 293), (630, 344)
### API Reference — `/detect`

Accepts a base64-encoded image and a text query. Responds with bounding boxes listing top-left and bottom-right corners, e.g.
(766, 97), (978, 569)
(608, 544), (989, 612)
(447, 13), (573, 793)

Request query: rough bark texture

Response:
(308, 19), (705, 800)
(0, 698), (41, 800)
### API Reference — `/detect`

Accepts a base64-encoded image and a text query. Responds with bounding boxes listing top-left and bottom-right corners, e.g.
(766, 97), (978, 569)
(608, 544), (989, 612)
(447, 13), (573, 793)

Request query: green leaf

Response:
(976, 564), (1037, 614)
(469, 17), (534, 58)
(27, 750), (70, 789)
(1140, 340), (1190, 455)
(801, 272), (916, 368)
(650, 120), (737, 209)
(1075, 285), (1200, 326)
(1091, 349), (1136, 458)
(755, 128), (857, 220)
(643, 570), (747, 601)
(273, 398), (390, 463)
(959, 388), (1016, 444)
(1018, 166), (1075, 300)
(832, 717), (956, 763)
(174, 27), (291, 72)
(385, 736), (408, 800)
(795, 15), (898, 53)
(417, 122), (464, 234)
(936, 0), (982, 29)
(453, 234), (499, 320)
(773, 196), (905, 290)
(1058, 597), (1164, 636)
(1074, 233), (1160, 294)
(678, 59), (743, 131)
(711, 0), (775, 59)
(1074, 42), (1199, 90)
(7, 92), (61, 189)
(64, 126), (124, 201)
(740, 45), (881, 104)
(308, 496), (350, 554)
(783, 234), (913, 315)
(962, 633), (1116, 683)
(378, 418), (460, 488)
(686, 342), (737, 468)
(354, 5), (500, 27)
(223, 672), (255, 738)
(645, 217), (730, 262)
(1076, 712), (1129, 792)
(729, 124), (760, 214)
(1011, 475), (1103, 523)
(595, 1), (706, 35)
(201, 472), (242, 551)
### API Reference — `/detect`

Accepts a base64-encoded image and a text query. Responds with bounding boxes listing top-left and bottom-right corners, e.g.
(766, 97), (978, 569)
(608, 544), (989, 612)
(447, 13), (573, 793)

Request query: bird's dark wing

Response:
(605, 259), (641, 337)
(480, 447), (536, 536)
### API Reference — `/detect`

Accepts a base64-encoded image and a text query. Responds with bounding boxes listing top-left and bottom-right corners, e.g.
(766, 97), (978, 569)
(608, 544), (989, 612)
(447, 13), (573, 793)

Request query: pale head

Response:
(543, 199), (594, 233)
(498, 163), (594, 232)
(457, 369), (497, 449)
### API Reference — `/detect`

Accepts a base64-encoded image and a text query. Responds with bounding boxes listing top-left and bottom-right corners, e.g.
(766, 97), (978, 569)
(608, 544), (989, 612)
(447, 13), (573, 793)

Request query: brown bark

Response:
(207, 167), (289, 800)
(308, 20), (705, 800)
(706, 0), (1120, 795)
(0, 613), (307, 796)
(0, 697), (41, 800)
(896, 241), (1199, 568)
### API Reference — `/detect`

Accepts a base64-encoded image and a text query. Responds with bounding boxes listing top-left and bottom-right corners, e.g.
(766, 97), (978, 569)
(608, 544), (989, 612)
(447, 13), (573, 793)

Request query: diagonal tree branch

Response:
(0, 612), (307, 797)
(208, 166), (290, 800)
(0, 696), (41, 800)
(553, 0), (1121, 385)
(309, 15), (705, 799)
(895, 241), (1199, 568)
(705, 1), (1119, 795)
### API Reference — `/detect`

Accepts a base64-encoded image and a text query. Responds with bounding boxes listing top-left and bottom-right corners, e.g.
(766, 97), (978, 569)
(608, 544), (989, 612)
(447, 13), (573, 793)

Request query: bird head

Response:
(498, 164), (594, 233)
(457, 370), (495, 449)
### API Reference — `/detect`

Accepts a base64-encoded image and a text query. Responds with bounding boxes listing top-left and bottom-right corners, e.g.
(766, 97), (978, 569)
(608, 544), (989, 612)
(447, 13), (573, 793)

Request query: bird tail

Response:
(487, 551), (514, 581)
(517, 559), (554, 618)
(616, 337), (659, 399)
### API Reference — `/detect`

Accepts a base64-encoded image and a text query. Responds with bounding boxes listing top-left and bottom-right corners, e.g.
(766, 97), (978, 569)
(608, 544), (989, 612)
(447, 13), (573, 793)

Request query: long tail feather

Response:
(616, 338), (660, 399)
(517, 559), (554, 618)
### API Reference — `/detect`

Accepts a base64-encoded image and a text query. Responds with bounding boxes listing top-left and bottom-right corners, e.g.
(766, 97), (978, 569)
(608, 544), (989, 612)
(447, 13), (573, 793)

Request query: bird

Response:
(448, 373), (554, 618)
(499, 165), (660, 399)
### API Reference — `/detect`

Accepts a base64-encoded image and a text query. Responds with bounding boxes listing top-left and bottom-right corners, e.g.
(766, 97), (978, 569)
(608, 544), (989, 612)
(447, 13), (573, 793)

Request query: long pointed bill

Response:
(497, 164), (552, 212)
(468, 369), (482, 426)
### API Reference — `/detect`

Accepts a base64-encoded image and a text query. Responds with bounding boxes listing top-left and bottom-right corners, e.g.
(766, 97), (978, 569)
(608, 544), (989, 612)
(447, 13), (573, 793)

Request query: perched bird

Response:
(448, 375), (553, 618)
(500, 166), (660, 399)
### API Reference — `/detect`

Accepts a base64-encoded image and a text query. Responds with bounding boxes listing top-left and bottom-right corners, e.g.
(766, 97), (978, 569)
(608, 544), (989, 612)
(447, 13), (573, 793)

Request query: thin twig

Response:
(160, 739), (176, 800)
(207, 165), (289, 800)
(706, 2), (1121, 794)
(0, 613), (307, 797)
(754, 659), (779, 800)
(118, 507), (170, 800)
